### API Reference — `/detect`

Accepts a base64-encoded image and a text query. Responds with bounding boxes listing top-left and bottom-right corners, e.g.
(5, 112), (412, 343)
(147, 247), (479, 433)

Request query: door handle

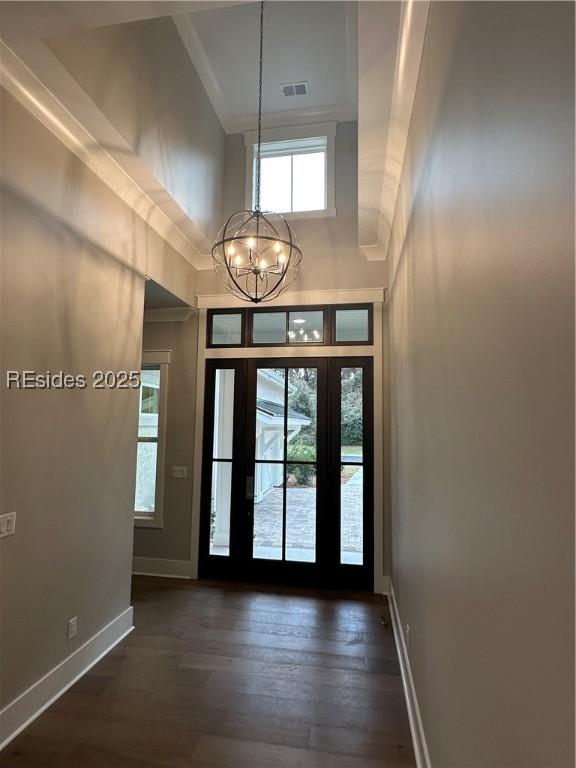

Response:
(245, 476), (254, 501)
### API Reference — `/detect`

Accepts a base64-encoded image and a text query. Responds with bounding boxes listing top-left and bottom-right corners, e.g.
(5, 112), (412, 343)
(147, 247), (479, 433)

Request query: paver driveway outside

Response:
(253, 467), (363, 563)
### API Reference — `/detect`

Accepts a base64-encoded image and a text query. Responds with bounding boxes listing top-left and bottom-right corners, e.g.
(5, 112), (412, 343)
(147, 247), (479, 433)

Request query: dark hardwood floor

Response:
(1, 577), (415, 767)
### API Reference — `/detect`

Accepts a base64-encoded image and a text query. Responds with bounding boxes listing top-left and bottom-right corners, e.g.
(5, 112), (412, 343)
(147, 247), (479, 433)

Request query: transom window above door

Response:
(207, 305), (373, 348)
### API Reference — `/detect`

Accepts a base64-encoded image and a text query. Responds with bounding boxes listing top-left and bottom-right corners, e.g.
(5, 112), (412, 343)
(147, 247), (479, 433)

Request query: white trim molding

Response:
(0, 607), (133, 751)
(357, 0), (431, 261)
(243, 122), (337, 146)
(230, 105), (355, 134)
(388, 582), (431, 768)
(0, 39), (212, 270)
(196, 287), (385, 310)
(132, 557), (195, 580)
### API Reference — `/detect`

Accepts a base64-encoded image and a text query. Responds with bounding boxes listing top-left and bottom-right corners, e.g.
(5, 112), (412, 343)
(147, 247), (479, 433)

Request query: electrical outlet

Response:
(171, 466), (188, 479)
(67, 617), (78, 640)
(0, 512), (16, 538)
(405, 624), (410, 649)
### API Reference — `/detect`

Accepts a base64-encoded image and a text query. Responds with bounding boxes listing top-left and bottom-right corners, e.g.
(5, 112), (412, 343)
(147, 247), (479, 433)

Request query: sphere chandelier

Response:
(212, 1), (302, 303)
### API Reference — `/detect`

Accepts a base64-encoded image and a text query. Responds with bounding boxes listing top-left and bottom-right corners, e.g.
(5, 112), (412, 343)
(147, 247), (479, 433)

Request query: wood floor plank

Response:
(192, 733), (407, 768)
(179, 625), (399, 660)
(174, 636), (369, 671)
(178, 651), (400, 690)
(2, 577), (415, 767)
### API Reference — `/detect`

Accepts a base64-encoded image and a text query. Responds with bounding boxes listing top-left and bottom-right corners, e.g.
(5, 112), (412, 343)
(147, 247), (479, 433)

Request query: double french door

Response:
(199, 357), (373, 589)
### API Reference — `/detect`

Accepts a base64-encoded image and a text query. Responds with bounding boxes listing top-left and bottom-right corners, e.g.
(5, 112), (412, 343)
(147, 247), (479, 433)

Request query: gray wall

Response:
(197, 121), (388, 295)
(49, 16), (226, 249)
(133, 316), (198, 562)
(387, 3), (574, 766)
(0, 86), (198, 708)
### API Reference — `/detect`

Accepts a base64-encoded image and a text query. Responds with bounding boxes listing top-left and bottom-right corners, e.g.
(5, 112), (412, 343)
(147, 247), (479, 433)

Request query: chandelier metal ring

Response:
(212, 209), (302, 304)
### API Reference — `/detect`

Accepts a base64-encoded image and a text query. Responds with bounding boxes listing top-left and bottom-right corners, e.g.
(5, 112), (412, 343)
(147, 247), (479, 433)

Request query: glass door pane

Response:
(210, 369), (235, 556)
(286, 463), (316, 562)
(256, 368), (286, 461)
(252, 366), (317, 564)
(341, 465), (363, 565)
(253, 463), (284, 560)
(340, 367), (364, 565)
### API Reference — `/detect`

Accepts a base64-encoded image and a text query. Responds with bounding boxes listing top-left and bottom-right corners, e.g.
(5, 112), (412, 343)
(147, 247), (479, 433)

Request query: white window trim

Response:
(244, 122), (336, 219)
(134, 350), (171, 529)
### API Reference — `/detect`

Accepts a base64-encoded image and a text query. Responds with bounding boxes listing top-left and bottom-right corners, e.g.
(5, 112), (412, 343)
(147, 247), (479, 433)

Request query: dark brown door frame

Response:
(199, 357), (374, 589)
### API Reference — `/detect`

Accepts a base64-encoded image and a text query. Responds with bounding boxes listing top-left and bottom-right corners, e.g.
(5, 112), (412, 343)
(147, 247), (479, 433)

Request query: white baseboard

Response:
(388, 582), (431, 768)
(132, 557), (194, 579)
(0, 607), (133, 751)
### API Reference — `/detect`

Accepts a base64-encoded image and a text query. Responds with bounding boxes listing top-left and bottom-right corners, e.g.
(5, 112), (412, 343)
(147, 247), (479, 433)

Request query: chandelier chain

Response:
(255, 0), (264, 212)
(211, 0), (302, 304)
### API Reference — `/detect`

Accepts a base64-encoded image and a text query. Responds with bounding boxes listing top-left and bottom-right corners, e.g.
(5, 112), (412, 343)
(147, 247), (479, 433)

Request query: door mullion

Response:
(282, 369), (289, 562)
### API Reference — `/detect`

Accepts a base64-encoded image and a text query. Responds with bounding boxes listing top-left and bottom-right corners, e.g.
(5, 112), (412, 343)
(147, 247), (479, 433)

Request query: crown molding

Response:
(171, 14), (228, 130)
(229, 104), (355, 135)
(173, 12), (356, 136)
(357, 0), (430, 262)
(243, 121), (337, 146)
(0, 39), (213, 270)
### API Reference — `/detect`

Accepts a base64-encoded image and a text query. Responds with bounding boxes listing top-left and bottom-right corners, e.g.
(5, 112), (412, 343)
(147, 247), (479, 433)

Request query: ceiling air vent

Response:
(281, 81), (309, 97)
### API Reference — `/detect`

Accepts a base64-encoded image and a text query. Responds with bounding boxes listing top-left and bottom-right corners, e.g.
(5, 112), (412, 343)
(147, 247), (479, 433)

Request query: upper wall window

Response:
(245, 124), (336, 218)
(256, 137), (326, 213)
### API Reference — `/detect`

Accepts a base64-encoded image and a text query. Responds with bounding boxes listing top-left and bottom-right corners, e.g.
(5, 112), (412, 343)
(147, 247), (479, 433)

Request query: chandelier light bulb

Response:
(234, 255), (242, 266)
(247, 237), (256, 249)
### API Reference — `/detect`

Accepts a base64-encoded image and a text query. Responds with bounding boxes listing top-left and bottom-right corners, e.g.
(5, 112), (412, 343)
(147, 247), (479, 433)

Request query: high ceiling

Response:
(175, 1), (357, 132)
(0, 0), (428, 270)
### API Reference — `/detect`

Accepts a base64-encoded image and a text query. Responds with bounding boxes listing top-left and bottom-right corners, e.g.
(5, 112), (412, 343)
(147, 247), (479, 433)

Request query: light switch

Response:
(171, 466), (188, 479)
(0, 512), (16, 538)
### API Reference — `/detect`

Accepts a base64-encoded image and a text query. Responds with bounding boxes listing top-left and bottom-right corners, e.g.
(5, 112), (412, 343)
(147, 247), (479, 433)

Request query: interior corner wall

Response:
(387, 2), (574, 766)
(133, 315), (199, 563)
(48, 15), (226, 247)
(0, 87), (198, 714)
